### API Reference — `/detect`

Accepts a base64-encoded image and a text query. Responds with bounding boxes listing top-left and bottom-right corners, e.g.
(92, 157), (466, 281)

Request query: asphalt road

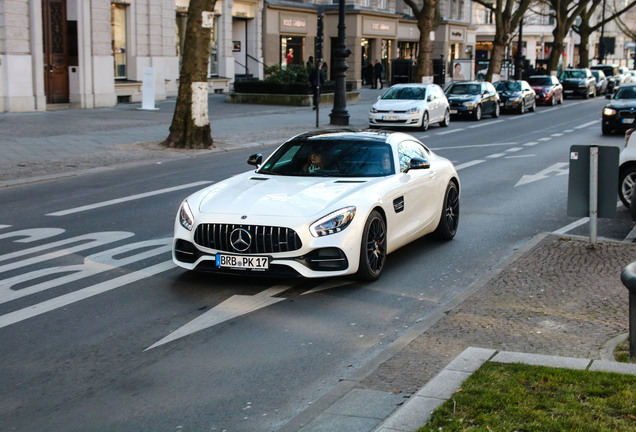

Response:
(0, 95), (631, 432)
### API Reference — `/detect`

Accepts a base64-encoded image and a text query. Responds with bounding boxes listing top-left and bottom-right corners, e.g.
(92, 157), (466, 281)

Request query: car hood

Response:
(196, 172), (374, 218)
(606, 99), (636, 110)
(562, 78), (587, 85)
(531, 85), (551, 93)
(498, 91), (522, 97)
(373, 99), (421, 110)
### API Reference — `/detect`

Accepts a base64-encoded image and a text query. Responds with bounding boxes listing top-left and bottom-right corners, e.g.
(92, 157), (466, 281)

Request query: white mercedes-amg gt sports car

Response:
(173, 130), (460, 281)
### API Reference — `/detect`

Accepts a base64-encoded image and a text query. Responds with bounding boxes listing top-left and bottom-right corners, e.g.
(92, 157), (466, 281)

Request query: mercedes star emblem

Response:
(230, 228), (252, 252)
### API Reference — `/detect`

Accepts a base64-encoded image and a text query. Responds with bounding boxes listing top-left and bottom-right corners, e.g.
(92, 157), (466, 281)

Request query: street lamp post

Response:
(329, 0), (351, 126)
(515, 18), (524, 80)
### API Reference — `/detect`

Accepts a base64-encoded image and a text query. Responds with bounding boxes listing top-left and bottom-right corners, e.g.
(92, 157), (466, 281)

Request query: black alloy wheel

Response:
(433, 182), (460, 240)
(356, 210), (387, 281)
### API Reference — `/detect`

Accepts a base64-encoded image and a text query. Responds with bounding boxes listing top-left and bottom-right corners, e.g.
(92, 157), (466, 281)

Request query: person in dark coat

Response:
(365, 62), (374, 87)
(374, 59), (383, 89)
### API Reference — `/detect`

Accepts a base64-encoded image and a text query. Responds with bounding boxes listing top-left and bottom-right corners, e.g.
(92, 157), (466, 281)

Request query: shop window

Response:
(111, 3), (127, 79)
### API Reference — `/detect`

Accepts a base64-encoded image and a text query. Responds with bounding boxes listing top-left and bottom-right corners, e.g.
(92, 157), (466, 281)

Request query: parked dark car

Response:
(445, 81), (500, 121)
(591, 64), (621, 94)
(602, 83), (636, 135)
(560, 68), (596, 99)
(494, 80), (536, 114)
(591, 69), (608, 95)
(527, 75), (563, 105)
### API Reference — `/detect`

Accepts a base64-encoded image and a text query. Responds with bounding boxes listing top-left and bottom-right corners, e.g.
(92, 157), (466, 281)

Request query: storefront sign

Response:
(363, 17), (396, 36)
(232, 2), (255, 19)
(450, 27), (465, 41)
(280, 14), (308, 33)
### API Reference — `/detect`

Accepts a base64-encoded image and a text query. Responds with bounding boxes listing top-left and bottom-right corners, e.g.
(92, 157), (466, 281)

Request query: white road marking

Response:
(514, 162), (569, 187)
(467, 119), (505, 128)
(487, 153), (505, 159)
(146, 286), (290, 350)
(538, 137), (552, 142)
(0, 260), (175, 330)
(524, 141), (539, 146)
(46, 181), (213, 216)
(455, 160), (486, 170)
(435, 129), (464, 135)
(301, 279), (353, 295)
(0, 227), (65, 243)
(430, 142), (519, 151)
(505, 147), (523, 153)
(553, 218), (589, 235)
(574, 120), (599, 129)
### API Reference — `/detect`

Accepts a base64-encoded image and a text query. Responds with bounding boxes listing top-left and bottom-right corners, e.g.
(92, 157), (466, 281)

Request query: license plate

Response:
(499, 102), (504, 106)
(622, 118), (635, 124)
(564, 90), (573, 93)
(450, 110), (458, 114)
(381, 115), (398, 121)
(216, 254), (269, 270)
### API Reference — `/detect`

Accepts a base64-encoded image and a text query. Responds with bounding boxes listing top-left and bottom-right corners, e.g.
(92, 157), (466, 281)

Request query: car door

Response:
(522, 81), (534, 106)
(391, 140), (439, 244)
(426, 85), (442, 123)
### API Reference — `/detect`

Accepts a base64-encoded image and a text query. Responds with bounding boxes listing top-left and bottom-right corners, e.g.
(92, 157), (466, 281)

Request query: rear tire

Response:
(619, 167), (636, 208)
(433, 182), (460, 240)
(356, 210), (387, 282)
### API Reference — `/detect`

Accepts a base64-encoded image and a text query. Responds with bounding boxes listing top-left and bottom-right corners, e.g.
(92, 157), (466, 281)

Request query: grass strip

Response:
(418, 362), (636, 432)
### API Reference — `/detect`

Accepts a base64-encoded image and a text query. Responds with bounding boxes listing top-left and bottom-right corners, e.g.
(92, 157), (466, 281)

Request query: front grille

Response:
(376, 109), (407, 114)
(194, 224), (302, 254)
(619, 110), (636, 119)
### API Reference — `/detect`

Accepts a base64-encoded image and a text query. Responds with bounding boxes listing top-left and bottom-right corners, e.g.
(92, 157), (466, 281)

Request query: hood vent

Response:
(249, 177), (269, 181)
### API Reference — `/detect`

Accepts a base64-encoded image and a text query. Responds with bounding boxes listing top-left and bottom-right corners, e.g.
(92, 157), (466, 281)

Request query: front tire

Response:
(619, 167), (636, 208)
(492, 103), (500, 118)
(433, 182), (460, 240)
(518, 100), (525, 114)
(420, 111), (429, 131)
(356, 210), (387, 282)
(473, 105), (482, 121)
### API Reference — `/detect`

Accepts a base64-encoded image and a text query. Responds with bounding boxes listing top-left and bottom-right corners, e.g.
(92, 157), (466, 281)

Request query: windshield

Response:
(527, 77), (551, 86)
(446, 84), (481, 95)
(381, 86), (426, 100)
(593, 66), (615, 76)
(614, 86), (636, 100)
(494, 81), (521, 92)
(561, 70), (586, 79)
(257, 136), (395, 177)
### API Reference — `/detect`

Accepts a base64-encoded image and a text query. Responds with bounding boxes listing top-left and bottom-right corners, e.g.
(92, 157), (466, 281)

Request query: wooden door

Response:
(42, 0), (69, 104)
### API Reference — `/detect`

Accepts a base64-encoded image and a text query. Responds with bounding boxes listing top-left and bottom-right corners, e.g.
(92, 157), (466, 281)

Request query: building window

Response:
(111, 3), (127, 79)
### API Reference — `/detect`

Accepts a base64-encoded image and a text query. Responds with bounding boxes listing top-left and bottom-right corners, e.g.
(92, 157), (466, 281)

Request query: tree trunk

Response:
(486, 34), (509, 82)
(161, 0), (216, 149)
(414, 0), (437, 81)
(577, 24), (591, 67)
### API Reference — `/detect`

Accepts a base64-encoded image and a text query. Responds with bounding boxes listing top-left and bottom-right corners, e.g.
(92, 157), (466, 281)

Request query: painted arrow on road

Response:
(515, 162), (569, 187)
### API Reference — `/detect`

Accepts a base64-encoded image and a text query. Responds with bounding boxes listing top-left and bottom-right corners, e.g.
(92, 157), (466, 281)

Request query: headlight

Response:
(603, 107), (617, 116)
(179, 200), (195, 231)
(463, 101), (477, 107)
(310, 206), (356, 237)
(509, 97), (521, 102)
(370, 107), (378, 113)
(406, 107), (420, 114)
(578, 82), (587, 87)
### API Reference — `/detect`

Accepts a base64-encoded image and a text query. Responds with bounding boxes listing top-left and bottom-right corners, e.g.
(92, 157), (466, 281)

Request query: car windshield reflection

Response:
(495, 82), (521, 92)
(614, 87), (636, 100)
(446, 84), (481, 95)
(528, 77), (552, 86)
(257, 137), (396, 177)
(381, 87), (426, 100)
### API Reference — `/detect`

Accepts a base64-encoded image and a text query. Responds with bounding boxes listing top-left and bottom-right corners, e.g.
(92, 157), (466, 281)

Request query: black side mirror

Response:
(405, 157), (430, 173)
(247, 153), (263, 167)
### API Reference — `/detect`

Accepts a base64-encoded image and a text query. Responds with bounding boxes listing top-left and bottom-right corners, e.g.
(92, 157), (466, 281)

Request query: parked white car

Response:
(369, 84), (450, 131)
(619, 128), (636, 207)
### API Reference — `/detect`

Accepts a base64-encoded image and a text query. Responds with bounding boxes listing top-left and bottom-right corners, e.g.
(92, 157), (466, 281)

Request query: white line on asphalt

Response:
(574, 120), (599, 129)
(553, 218), (589, 235)
(505, 147), (523, 153)
(435, 129), (464, 135)
(0, 260), (176, 329)
(467, 120), (505, 128)
(551, 133), (564, 137)
(524, 141), (539, 146)
(46, 181), (213, 216)
(454, 160), (486, 170)
(487, 153), (505, 159)
(538, 137), (552, 142)
(430, 142), (519, 151)
(505, 154), (535, 159)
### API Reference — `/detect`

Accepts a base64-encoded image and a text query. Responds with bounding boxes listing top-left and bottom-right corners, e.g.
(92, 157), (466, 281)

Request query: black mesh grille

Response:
(194, 224), (302, 254)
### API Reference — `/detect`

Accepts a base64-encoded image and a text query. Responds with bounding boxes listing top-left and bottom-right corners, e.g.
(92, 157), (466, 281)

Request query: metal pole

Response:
(599, 0), (606, 63)
(516, 18), (523, 80)
(589, 146), (598, 244)
(620, 262), (636, 358)
(329, 0), (351, 126)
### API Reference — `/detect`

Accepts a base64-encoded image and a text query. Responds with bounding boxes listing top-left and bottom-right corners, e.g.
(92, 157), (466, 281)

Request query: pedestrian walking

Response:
(374, 59), (383, 89)
(365, 62), (374, 87)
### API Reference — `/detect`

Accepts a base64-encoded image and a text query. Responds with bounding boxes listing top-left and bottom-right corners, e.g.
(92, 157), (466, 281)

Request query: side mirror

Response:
(427, 95), (433, 102)
(606, 93), (611, 99)
(405, 157), (430, 173)
(247, 153), (263, 167)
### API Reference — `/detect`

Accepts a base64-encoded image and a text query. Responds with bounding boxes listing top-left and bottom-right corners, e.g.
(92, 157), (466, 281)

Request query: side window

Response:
(398, 140), (429, 172)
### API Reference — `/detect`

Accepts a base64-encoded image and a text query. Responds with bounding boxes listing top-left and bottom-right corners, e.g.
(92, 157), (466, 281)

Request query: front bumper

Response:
(369, 111), (421, 128)
(172, 215), (363, 278)
(499, 98), (523, 111)
(603, 113), (636, 132)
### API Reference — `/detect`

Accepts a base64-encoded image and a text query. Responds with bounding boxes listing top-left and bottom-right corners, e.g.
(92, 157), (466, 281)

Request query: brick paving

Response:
(360, 234), (636, 395)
